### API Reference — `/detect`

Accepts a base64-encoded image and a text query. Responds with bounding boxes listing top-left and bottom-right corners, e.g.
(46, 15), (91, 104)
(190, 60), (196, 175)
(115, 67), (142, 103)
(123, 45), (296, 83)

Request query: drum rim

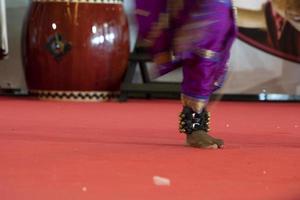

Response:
(31, 0), (123, 4)
(29, 90), (120, 102)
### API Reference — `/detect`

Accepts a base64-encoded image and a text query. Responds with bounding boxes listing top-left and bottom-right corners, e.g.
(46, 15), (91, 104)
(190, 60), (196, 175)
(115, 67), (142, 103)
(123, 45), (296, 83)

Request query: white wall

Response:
(0, 0), (28, 91)
(7, 0), (29, 8)
(222, 40), (300, 95)
(124, 0), (137, 52)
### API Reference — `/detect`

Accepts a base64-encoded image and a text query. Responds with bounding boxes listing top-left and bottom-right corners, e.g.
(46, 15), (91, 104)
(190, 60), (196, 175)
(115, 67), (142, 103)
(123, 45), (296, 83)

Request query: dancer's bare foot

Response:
(186, 130), (224, 149)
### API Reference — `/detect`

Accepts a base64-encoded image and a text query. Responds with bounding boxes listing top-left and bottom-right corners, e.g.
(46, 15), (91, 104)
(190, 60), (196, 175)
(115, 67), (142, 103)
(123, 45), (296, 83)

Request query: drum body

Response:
(23, 0), (129, 100)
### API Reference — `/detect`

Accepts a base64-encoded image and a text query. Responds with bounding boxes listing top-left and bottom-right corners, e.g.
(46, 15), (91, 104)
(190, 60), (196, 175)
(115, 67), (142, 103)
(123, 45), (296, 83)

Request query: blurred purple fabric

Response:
(135, 0), (236, 100)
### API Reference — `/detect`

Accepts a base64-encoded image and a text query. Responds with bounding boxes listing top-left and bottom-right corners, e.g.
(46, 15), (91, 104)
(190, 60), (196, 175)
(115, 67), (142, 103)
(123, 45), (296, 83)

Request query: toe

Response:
(204, 144), (218, 149)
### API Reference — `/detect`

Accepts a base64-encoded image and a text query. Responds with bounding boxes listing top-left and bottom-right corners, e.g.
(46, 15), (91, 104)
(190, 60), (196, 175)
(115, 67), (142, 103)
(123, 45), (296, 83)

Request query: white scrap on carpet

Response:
(153, 176), (171, 186)
(263, 170), (267, 175)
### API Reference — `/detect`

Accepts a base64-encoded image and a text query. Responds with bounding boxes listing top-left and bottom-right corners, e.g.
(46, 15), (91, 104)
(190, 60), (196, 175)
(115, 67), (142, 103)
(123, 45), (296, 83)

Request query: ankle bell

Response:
(179, 106), (211, 134)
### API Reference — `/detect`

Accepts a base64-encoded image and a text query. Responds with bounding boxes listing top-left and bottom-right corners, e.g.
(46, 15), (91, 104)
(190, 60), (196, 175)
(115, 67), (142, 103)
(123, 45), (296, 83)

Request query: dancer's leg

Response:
(175, 0), (236, 148)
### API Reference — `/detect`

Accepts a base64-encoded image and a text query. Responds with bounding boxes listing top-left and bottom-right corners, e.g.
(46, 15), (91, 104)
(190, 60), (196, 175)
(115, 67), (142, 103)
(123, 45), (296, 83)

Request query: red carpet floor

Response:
(0, 97), (300, 200)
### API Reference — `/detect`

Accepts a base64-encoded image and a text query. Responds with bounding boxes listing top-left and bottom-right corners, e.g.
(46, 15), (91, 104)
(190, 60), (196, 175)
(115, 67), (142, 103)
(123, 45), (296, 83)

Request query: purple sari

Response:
(135, 0), (237, 101)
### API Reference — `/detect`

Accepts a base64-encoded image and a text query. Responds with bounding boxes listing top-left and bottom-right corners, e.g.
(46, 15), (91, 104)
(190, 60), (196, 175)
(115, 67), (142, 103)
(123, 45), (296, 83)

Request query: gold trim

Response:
(135, 9), (150, 17)
(195, 48), (219, 60)
(143, 13), (170, 46)
(142, 0), (185, 47)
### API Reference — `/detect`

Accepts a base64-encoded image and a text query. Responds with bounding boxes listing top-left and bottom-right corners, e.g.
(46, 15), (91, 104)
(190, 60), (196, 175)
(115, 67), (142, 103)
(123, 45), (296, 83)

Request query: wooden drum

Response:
(22, 0), (129, 101)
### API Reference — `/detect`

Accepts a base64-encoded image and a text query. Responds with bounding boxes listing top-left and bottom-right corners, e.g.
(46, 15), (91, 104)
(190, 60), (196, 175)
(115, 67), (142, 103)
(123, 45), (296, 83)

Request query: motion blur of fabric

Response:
(0, 0), (8, 59)
(135, 0), (236, 101)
